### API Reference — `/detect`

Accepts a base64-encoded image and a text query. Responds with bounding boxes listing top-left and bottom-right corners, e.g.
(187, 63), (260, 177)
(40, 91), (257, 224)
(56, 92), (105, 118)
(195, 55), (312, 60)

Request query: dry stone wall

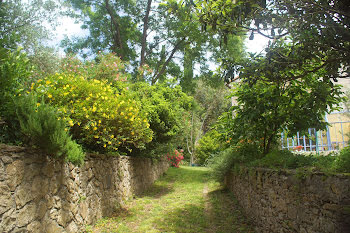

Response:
(225, 167), (350, 233)
(0, 144), (169, 233)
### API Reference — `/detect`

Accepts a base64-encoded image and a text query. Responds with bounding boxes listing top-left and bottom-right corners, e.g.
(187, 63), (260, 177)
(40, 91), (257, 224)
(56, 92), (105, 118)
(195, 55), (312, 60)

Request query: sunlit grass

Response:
(84, 166), (254, 233)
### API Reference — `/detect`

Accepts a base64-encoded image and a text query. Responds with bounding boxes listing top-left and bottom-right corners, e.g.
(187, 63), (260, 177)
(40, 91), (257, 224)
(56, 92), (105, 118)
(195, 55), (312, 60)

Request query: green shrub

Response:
(15, 95), (84, 165)
(127, 82), (194, 157)
(250, 150), (314, 169)
(208, 143), (261, 181)
(334, 147), (350, 173)
(32, 73), (152, 154)
(207, 148), (237, 182)
(195, 130), (225, 166)
(0, 47), (33, 143)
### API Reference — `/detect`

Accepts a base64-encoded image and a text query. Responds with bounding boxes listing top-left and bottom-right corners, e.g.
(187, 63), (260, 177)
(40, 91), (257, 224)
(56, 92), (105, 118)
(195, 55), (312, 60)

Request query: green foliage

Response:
(334, 147), (350, 173)
(62, 0), (140, 60)
(249, 150), (315, 169)
(32, 73), (153, 154)
(0, 48), (32, 104)
(15, 95), (84, 165)
(128, 82), (194, 157)
(196, 0), (350, 82)
(0, 48), (33, 143)
(217, 66), (343, 155)
(195, 130), (224, 165)
(207, 143), (261, 181)
(207, 148), (237, 182)
(209, 144), (350, 182)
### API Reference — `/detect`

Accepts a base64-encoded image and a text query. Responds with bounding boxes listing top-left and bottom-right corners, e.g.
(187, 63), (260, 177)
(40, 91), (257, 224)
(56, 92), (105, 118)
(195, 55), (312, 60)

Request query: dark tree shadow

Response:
(207, 187), (256, 233)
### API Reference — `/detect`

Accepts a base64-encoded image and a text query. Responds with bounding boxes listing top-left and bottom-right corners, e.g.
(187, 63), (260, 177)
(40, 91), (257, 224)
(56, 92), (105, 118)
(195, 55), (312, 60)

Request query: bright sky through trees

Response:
(52, 17), (268, 56)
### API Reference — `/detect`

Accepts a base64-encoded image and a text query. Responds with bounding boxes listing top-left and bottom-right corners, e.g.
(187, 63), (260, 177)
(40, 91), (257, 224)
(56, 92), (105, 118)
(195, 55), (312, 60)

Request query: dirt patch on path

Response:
(203, 183), (217, 233)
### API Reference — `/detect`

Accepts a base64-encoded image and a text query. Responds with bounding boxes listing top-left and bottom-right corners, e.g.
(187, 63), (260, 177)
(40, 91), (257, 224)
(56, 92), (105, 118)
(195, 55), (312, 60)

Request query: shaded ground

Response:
(84, 166), (254, 233)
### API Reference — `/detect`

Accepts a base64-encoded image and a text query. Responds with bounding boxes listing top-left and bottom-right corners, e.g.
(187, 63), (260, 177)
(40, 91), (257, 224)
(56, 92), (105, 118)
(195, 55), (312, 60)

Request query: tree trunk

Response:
(104, 0), (123, 59)
(152, 38), (185, 84)
(140, 0), (152, 69)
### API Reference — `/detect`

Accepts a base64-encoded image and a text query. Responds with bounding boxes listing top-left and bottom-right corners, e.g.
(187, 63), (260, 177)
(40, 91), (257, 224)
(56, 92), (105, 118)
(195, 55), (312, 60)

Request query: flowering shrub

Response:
(32, 73), (153, 153)
(167, 149), (184, 167)
(60, 53), (130, 84)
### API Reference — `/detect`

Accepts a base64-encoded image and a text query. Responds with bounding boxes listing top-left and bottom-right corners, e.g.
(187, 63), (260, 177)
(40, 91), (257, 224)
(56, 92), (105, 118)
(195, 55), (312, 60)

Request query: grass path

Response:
(85, 166), (254, 233)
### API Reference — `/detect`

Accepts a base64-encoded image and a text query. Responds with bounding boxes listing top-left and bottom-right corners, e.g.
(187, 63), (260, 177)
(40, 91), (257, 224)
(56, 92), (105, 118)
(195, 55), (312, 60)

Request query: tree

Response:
(62, 0), (140, 61)
(195, 0), (350, 82)
(217, 54), (344, 155)
(185, 79), (231, 163)
(0, 0), (60, 51)
(63, 0), (245, 85)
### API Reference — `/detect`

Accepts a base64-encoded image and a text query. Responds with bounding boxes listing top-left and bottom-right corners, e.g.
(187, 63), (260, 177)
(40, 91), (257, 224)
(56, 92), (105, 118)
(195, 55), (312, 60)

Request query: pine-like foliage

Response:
(15, 95), (84, 165)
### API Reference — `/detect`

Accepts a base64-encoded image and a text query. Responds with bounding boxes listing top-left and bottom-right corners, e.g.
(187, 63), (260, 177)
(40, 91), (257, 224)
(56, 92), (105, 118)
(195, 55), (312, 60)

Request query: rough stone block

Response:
(6, 160), (25, 191)
(17, 203), (37, 227)
(27, 221), (41, 233)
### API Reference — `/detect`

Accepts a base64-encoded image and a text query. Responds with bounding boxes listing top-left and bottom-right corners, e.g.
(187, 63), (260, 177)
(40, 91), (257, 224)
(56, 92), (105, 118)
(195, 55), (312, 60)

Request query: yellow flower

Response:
(131, 132), (134, 136)
(98, 120), (101, 124)
(93, 127), (97, 131)
(47, 93), (52, 98)
(36, 103), (41, 107)
(108, 141), (112, 145)
(94, 135), (99, 138)
(103, 144), (106, 148)
(46, 80), (51, 85)
(69, 120), (74, 126)
(64, 128), (68, 131)
(110, 135), (114, 138)
(120, 112), (124, 116)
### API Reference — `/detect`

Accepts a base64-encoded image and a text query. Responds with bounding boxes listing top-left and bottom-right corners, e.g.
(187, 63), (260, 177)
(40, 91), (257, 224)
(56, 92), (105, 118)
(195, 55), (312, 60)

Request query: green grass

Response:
(83, 166), (254, 233)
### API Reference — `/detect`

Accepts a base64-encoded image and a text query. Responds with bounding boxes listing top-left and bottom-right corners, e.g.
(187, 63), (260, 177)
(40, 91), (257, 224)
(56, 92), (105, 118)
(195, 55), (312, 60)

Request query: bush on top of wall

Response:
(32, 73), (153, 154)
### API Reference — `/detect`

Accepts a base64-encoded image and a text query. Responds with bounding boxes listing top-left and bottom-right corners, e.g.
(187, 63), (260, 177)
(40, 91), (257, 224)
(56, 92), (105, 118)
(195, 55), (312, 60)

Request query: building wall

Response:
(0, 144), (169, 232)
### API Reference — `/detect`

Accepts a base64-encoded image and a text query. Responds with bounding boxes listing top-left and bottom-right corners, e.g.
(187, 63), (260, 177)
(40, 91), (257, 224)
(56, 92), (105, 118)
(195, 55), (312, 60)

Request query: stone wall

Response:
(0, 144), (169, 232)
(225, 167), (350, 233)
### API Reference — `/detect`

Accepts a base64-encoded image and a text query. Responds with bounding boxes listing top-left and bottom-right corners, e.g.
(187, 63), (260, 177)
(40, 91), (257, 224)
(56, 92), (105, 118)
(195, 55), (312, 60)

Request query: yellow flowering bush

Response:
(32, 73), (153, 153)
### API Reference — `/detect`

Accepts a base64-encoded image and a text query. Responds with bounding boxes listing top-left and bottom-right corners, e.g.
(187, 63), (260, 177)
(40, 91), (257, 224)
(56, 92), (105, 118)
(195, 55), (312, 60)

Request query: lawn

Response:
(85, 166), (254, 233)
